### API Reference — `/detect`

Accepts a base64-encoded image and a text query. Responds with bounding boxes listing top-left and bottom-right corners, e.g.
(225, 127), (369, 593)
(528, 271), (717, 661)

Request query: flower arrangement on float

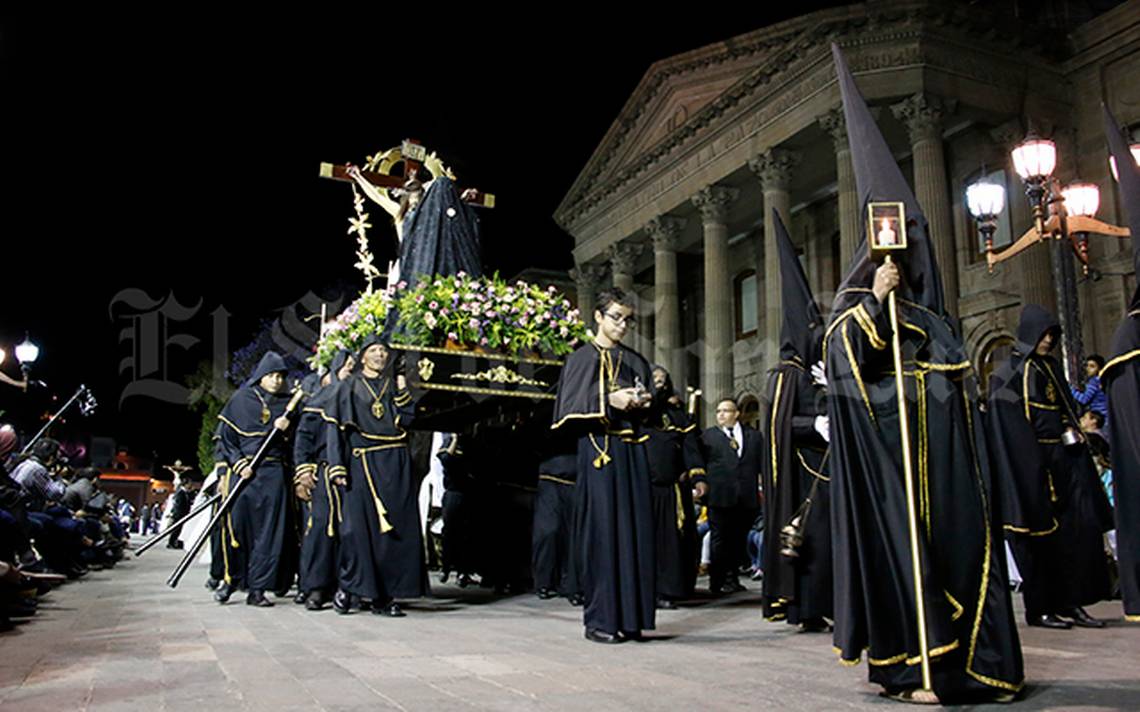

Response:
(311, 272), (588, 370)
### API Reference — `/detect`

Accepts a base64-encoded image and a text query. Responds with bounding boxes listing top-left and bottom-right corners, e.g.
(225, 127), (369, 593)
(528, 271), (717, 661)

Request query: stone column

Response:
(893, 93), (959, 317)
(606, 242), (648, 354)
(749, 148), (800, 368)
(646, 215), (686, 381)
(692, 185), (739, 426)
(819, 109), (859, 269)
(991, 121), (1057, 314)
(569, 263), (606, 329)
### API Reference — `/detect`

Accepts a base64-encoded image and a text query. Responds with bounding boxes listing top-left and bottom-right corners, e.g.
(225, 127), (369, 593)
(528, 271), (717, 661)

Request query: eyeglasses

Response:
(603, 311), (636, 327)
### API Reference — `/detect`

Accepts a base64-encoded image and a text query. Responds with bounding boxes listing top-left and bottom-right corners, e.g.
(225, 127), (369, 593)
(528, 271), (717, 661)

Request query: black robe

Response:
(1100, 104), (1140, 622)
(988, 306), (1113, 615)
(532, 439), (580, 596)
(295, 380), (341, 595)
(399, 176), (482, 289)
(826, 293), (1023, 697)
(552, 341), (656, 634)
(644, 403), (703, 600)
(320, 372), (428, 601)
(216, 384), (294, 592)
(761, 357), (832, 624)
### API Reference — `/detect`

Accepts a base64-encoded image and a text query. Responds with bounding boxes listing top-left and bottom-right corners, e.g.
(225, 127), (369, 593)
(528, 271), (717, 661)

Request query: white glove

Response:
(813, 415), (830, 443)
(811, 361), (827, 388)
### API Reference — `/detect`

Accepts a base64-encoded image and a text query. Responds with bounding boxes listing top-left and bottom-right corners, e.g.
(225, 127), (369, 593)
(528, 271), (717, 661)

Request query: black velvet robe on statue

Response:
(216, 365), (295, 593)
(1102, 104), (1140, 621)
(318, 367), (428, 602)
(399, 176), (482, 289)
(988, 306), (1113, 615)
(552, 341), (656, 635)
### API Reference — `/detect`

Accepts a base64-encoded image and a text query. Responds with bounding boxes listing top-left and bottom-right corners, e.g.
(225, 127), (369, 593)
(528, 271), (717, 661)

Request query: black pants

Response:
(708, 505), (756, 591)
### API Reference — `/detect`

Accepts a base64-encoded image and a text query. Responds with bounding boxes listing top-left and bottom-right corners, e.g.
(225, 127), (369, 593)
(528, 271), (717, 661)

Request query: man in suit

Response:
(697, 398), (763, 595)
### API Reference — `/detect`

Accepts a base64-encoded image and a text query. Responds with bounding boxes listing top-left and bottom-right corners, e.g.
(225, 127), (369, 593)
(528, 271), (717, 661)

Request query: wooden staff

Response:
(884, 254), (933, 692)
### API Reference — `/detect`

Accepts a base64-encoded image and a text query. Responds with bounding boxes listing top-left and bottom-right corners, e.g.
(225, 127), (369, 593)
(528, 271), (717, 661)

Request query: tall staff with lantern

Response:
(824, 45), (1024, 704)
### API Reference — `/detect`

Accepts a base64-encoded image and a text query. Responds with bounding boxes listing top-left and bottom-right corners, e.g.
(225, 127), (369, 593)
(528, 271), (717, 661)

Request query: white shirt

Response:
(722, 423), (743, 458)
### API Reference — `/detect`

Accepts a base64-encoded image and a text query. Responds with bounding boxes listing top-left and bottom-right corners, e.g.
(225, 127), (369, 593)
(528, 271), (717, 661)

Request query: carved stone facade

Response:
(554, 0), (1140, 426)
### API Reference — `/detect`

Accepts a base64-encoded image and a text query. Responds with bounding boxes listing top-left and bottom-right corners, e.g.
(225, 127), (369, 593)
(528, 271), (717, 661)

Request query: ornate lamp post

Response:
(969, 136), (1133, 381)
(15, 335), (40, 378)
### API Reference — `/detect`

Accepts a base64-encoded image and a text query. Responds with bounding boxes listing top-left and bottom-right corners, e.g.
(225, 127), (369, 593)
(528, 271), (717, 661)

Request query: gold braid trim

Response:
(842, 321), (876, 424)
(853, 303), (888, 350)
(538, 474), (576, 486)
(1101, 349), (1140, 379)
(770, 371), (785, 489)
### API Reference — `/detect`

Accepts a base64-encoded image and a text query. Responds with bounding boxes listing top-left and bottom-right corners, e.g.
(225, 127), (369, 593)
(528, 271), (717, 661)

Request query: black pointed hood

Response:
(1014, 304), (1060, 359)
(773, 209), (823, 365)
(828, 44), (946, 320)
(244, 351), (288, 388)
(1103, 104), (1140, 311)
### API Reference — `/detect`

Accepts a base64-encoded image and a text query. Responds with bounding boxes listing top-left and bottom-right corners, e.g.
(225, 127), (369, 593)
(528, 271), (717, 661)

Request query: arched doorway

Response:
(738, 393), (761, 430)
(978, 335), (1015, 396)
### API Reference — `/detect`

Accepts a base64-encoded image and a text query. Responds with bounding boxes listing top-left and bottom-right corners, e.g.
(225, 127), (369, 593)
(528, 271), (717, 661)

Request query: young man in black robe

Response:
(293, 350), (353, 610)
(989, 305), (1114, 629)
(551, 287), (656, 643)
(645, 365), (704, 607)
(532, 431), (581, 603)
(1102, 105), (1140, 622)
(760, 209), (832, 632)
(318, 335), (427, 617)
(698, 398), (763, 596)
(825, 45), (1023, 703)
(215, 352), (296, 606)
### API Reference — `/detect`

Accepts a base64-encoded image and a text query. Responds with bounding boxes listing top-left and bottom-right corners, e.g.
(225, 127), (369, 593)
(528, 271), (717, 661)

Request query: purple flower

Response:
(468, 318), (480, 329)
(480, 337), (489, 346)
(448, 331), (458, 341)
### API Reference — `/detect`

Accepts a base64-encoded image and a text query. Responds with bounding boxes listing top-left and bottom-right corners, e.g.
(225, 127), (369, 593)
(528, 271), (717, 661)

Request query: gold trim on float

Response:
(388, 342), (564, 366)
(450, 364), (550, 388)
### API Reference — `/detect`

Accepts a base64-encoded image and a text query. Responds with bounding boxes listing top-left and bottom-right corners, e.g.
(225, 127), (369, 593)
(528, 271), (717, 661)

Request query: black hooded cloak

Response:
(989, 306), (1114, 617)
(824, 45), (1022, 700)
(644, 367), (704, 601)
(1101, 105), (1140, 621)
(760, 209), (832, 626)
(217, 351), (295, 593)
(314, 335), (428, 602)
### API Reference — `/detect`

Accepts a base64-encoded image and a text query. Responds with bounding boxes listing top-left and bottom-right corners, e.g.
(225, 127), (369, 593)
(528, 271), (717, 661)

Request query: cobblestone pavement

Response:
(0, 545), (1137, 711)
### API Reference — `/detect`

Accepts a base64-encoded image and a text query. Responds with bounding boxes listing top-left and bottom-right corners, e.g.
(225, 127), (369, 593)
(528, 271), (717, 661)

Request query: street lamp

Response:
(15, 335), (40, 377)
(968, 135), (1131, 382)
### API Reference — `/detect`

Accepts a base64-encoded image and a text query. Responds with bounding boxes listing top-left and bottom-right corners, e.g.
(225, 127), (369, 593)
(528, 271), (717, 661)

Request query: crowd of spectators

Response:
(0, 428), (131, 632)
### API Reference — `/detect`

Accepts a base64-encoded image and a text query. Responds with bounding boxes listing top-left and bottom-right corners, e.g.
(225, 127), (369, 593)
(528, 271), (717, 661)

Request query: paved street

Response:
(1, 544), (1137, 711)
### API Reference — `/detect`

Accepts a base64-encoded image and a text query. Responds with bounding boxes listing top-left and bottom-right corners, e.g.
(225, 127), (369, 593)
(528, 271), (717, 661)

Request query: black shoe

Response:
(567, 593), (585, 607)
(1026, 613), (1072, 629)
(1059, 607), (1106, 629)
(213, 583), (235, 604)
(294, 591), (308, 605)
(536, 588), (558, 600)
(274, 587), (291, 598)
(584, 628), (621, 644)
(799, 618), (830, 633)
(656, 597), (677, 610)
(439, 571), (450, 583)
(372, 601), (406, 617)
(617, 630), (644, 642)
(305, 591), (327, 611)
(246, 590), (274, 607)
(204, 578), (220, 591)
(333, 590), (352, 615)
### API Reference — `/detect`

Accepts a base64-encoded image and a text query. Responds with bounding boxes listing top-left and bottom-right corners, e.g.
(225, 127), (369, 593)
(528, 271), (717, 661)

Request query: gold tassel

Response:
(674, 483), (686, 531)
(589, 434), (611, 469)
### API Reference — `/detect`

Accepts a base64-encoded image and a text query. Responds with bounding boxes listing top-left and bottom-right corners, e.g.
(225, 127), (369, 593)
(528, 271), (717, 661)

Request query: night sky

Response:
(1, 7), (841, 465)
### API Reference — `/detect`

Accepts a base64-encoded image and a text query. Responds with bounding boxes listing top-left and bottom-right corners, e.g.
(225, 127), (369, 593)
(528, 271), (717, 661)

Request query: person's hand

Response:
(294, 483), (312, 502)
(345, 164), (362, 179)
(331, 473), (347, 487)
(872, 261), (900, 303)
(608, 388), (639, 411)
(814, 415), (830, 443)
(811, 361), (827, 388)
(460, 187), (478, 202)
(273, 416), (290, 432)
(693, 482), (708, 500)
(239, 465), (255, 480)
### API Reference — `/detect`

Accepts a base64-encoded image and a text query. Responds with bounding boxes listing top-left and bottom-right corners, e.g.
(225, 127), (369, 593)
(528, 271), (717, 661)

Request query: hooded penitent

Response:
(824, 44), (1022, 699)
(1099, 104), (1140, 620)
(760, 209), (832, 625)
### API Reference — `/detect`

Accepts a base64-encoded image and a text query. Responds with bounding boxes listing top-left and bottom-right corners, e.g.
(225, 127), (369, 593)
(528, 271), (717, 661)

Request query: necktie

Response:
(727, 429), (739, 454)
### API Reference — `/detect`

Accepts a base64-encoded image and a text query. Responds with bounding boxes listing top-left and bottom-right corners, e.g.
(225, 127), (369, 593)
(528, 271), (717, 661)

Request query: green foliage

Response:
(185, 360), (234, 474)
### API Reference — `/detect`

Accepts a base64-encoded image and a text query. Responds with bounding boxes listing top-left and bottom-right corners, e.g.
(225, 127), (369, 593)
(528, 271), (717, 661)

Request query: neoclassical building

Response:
(555, 0), (1139, 426)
